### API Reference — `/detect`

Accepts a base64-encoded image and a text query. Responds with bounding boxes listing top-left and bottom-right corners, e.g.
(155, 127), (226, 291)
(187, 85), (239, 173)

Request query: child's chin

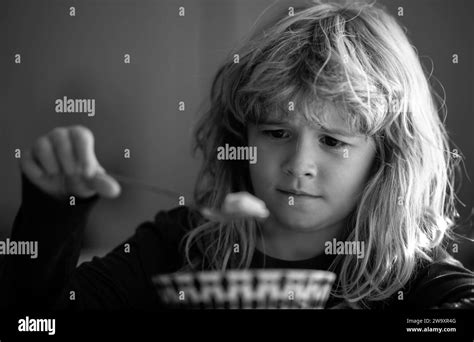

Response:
(274, 211), (326, 232)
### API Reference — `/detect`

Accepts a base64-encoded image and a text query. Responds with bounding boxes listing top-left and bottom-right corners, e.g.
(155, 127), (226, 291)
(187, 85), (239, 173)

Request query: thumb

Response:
(88, 169), (121, 198)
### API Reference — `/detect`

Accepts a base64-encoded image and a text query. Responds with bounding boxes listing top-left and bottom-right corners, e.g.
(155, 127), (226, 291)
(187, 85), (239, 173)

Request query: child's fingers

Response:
(69, 125), (99, 177)
(49, 128), (76, 175)
(201, 192), (269, 222)
(32, 136), (60, 176)
(20, 149), (45, 180)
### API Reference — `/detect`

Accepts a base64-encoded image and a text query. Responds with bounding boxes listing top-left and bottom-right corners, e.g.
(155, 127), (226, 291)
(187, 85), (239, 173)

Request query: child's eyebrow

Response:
(258, 118), (289, 125)
(317, 124), (356, 137)
(259, 118), (357, 138)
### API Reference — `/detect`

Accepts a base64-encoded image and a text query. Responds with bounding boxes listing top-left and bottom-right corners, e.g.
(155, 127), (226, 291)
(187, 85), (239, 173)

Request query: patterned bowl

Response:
(152, 268), (336, 309)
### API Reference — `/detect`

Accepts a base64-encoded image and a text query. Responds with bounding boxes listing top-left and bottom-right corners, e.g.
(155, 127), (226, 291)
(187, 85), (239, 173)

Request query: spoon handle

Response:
(108, 172), (184, 199)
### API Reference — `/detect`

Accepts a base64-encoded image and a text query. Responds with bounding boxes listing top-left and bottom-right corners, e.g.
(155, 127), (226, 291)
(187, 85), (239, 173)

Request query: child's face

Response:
(247, 101), (376, 233)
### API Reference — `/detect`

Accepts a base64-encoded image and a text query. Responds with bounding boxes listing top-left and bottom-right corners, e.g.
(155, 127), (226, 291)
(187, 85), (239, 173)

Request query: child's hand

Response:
(200, 192), (270, 222)
(19, 125), (121, 200)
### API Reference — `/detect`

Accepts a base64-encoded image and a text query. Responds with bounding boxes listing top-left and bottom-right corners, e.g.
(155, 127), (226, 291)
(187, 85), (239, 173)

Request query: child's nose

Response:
(282, 134), (318, 178)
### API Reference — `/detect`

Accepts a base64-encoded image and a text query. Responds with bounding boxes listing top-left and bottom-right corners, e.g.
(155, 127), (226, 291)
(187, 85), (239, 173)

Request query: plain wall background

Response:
(2, 0), (473, 268)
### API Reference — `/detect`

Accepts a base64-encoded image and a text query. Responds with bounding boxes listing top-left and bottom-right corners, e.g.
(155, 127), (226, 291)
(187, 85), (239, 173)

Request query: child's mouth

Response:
(276, 189), (321, 199)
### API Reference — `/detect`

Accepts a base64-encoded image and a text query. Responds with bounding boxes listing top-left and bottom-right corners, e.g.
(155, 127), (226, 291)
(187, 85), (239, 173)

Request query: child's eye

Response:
(261, 129), (291, 139)
(320, 136), (347, 149)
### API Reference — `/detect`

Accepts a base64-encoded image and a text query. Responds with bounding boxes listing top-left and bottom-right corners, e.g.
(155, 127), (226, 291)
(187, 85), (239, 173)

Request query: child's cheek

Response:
(249, 147), (278, 197)
(249, 152), (271, 185)
(249, 164), (268, 201)
(331, 149), (376, 204)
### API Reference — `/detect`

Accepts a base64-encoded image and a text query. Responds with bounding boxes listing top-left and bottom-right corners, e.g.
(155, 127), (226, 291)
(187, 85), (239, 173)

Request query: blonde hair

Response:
(181, 0), (462, 308)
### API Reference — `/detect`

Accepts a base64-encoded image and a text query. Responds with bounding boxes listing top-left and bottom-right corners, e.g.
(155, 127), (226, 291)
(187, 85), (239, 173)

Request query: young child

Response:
(2, 1), (473, 310)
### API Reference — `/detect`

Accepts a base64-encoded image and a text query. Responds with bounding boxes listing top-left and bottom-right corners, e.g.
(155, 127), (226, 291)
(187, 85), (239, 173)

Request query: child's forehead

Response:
(262, 100), (355, 132)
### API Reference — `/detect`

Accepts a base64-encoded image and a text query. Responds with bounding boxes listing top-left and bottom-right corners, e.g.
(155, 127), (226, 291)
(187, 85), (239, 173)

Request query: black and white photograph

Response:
(1, 0), (473, 339)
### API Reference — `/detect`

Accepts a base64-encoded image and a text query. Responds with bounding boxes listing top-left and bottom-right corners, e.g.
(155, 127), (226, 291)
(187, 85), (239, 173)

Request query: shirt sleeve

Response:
(408, 261), (474, 309)
(0, 173), (194, 311)
(0, 173), (100, 310)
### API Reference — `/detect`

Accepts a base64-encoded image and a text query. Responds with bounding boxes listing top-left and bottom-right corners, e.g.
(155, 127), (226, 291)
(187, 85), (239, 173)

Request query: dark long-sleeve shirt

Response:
(1, 174), (473, 310)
